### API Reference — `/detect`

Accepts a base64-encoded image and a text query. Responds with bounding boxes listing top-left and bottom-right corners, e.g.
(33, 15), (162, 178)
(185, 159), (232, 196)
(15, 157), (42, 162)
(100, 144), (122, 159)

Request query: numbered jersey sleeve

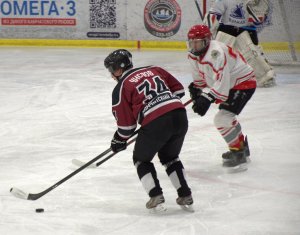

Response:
(112, 66), (185, 138)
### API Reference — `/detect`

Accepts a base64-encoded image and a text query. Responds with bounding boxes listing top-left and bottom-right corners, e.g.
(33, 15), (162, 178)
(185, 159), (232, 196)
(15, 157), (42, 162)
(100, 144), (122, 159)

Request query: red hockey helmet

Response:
(187, 25), (212, 56)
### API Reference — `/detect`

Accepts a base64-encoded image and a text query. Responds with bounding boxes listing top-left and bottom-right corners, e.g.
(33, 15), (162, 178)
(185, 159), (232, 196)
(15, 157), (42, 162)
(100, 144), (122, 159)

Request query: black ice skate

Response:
(222, 136), (250, 164)
(176, 195), (194, 212)
(222, 137), (249, 172)
(146, 194), (166, 212)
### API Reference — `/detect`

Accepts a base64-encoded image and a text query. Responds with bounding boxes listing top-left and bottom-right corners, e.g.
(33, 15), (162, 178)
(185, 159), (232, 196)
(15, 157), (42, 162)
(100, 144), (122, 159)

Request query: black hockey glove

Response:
(111, 131), (127, 153)
(188, 82), (202, 100)
(192, 93), (215, 116)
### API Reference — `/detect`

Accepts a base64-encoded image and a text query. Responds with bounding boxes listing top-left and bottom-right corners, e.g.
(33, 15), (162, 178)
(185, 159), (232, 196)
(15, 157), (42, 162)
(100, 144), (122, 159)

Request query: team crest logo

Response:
(230, 3), (245, 19)
(144, 0), (181, 38)
(211, 50), (220, 59)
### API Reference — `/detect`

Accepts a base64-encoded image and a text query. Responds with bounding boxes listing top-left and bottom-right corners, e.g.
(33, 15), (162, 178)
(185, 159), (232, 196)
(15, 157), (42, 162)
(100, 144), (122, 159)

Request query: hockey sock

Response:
(134, 160), (162, 197)
(164, 158), (191, 197)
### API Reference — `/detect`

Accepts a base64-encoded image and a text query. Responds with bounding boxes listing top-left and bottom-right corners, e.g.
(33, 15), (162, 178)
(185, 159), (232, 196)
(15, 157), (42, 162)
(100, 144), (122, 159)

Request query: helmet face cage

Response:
(104, 49), (133, 74)
(187, 38), (210, 55)
(187, 25), (212, 56)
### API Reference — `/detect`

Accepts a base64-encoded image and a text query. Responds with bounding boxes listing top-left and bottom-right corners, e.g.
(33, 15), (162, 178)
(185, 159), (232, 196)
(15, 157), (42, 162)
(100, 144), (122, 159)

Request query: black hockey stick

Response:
(10, 131), (138, 201)
(194, 0), (204, 21)
(72, 136), (137, 168)
(90, 136), (137, 168)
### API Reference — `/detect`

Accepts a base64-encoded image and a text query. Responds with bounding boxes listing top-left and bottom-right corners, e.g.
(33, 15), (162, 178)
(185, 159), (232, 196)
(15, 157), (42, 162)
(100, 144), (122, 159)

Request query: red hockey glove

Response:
(192, 93), (215, 116)
(111, 131), (127, 153)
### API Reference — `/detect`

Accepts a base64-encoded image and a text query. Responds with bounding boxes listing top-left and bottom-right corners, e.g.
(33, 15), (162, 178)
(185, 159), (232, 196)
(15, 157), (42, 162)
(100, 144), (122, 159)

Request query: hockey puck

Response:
(35, 208), (44, 213)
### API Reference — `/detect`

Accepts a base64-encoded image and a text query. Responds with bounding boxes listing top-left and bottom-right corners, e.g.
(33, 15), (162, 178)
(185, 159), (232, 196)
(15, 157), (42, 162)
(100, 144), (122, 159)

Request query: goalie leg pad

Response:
(215, 31), (236, 48)
(235, 31), (275, 87)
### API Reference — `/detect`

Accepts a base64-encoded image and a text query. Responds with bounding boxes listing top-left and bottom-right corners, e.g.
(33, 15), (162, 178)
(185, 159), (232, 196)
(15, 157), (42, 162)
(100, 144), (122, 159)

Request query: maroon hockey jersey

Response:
(112, 66), (185, 139)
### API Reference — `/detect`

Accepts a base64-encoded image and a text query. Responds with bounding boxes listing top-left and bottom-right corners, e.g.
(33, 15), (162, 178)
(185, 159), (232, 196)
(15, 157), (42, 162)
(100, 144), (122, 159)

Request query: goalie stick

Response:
(72, 99), (194, 168)
(194, 0), (204, 21)
(246, 0), (271, 24)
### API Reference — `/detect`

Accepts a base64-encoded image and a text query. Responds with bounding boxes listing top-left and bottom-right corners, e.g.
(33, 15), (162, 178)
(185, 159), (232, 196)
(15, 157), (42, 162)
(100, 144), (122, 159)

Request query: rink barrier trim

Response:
(0, 39), (299, 52)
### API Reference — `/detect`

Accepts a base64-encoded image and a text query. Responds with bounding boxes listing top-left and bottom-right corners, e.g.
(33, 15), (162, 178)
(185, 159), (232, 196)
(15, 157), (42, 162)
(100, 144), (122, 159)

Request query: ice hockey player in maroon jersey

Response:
(104, 49), (193, 212)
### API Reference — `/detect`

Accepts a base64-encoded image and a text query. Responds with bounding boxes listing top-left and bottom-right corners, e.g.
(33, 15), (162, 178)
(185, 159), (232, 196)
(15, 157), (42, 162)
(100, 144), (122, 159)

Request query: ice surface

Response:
(0, 48), (300, 235)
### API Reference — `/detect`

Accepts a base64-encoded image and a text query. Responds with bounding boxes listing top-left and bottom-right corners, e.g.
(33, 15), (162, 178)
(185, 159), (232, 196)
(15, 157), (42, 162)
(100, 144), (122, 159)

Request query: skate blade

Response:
(224, 163), (248, 174)
(148, 203), (167, 213)
(179, 204), (194, 213)
(223, 157), (251, 164)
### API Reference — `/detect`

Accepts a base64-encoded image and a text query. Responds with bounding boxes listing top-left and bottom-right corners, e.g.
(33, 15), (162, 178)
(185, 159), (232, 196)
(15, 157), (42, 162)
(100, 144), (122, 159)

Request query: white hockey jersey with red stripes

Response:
(188, 40), (256, 102)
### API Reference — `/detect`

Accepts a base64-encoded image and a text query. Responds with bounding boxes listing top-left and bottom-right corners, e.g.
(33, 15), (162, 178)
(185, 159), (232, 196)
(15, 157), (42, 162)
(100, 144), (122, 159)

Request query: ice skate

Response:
(223, 136), (250, 163)
(222, 148), (248, 173)
(176, 195), (194, 212)
(146, 195), (167, 213)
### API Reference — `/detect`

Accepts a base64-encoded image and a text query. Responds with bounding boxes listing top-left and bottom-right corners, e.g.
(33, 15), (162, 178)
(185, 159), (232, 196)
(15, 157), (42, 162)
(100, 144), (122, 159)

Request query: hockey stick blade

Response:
(72, 159), (97, 168)
(10, 187), (29, 200)
(10, 147), (113, 200)
(10, 187), (43, 200)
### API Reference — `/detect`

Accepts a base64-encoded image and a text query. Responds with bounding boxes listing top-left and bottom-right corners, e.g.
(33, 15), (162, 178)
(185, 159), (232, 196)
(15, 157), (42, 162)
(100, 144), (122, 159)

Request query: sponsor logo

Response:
(0, 0), (76, 26)
(143, 92), (173, 114)
(144, 0), (181, 38)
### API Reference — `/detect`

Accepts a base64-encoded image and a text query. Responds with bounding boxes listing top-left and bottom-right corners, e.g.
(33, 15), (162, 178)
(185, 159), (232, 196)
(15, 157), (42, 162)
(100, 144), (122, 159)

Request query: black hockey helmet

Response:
(104, 49), (133, 74)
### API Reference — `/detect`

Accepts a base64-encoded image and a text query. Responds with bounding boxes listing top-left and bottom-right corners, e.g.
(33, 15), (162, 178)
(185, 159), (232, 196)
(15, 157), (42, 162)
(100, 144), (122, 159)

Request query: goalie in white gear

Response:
(204, 0), (275, 87)
(187, 24), (256, 171)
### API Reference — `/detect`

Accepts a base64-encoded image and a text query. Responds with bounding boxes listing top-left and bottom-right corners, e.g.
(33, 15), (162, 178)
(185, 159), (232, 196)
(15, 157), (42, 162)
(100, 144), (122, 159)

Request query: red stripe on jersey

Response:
(227, 46), (237, 59)
(210, 88), (228, 101)
(233, 71), (257, 89)
(199, 54), (227, 74)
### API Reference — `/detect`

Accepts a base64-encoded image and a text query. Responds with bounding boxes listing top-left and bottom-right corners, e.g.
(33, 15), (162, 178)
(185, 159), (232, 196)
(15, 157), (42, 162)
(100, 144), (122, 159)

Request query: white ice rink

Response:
(1, 48), (300, 235)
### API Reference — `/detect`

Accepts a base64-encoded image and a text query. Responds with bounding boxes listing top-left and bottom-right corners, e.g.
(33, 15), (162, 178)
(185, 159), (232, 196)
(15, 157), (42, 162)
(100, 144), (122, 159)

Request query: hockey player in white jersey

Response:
(187, 24), (256, 171)
(204, 0), (275, 87)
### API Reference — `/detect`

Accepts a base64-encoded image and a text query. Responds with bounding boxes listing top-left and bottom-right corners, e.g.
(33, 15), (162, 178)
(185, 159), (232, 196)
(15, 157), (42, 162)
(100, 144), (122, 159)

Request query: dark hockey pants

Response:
(133, 108), (191, 198)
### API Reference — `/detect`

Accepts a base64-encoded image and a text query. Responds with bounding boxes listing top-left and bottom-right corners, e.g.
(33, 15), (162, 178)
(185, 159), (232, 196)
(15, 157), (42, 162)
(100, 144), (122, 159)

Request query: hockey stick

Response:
(72, 135), (137, 168)
(246, 0), (271, 24)
(89, 136), (137, 168)
(10, 131), (138, 201)
(184, 98), (193, 107)
(194, 0), (204, 21)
